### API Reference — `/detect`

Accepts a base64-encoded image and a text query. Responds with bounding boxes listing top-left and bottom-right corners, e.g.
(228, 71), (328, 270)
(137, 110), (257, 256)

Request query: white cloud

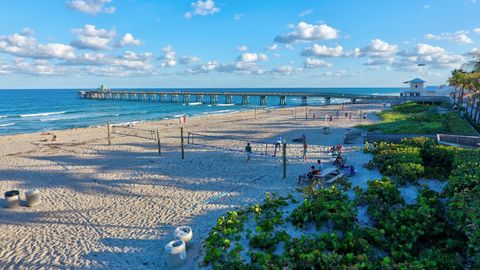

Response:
(65, 51), (154, 69)
(186, 52), (268, 75)
(234, 14), (243, 20)
(364, 57), (395, 66)
(237, 53), (268, 62)
(71, 24), (116, 50)
(0, 29), (157, 77)
(473, 28), (480, 34)
(271, 65), (303, 75)
(424, 5), (431, 9)
(298, 9), (313, 17)
(66, 0), (115, 15)
(274, 22), (339, 44)
(0, 29), (76, 60)
(85, 65), (152, 77)
(116, 33), (141, 47)
(319, 70), (352, 78)
(179, 55), (201, 65)
(217, 61), (264, 74)
(0, 58), (65, 76)
(265, 44), (279, 51)
(396, 43), (465, 69)
(301, 44), (344, 57)
(159, 45), (176, 67)
(186, 60), (219, 74)
(425, 31), (473, 44)
(187, 60), (264, 75)
(360, 39), (398, 58)
(184, 0), (220, 19)
(237, 45), (248, 52)
(304, 58), (332, 68)
(348, 48), (361, 57)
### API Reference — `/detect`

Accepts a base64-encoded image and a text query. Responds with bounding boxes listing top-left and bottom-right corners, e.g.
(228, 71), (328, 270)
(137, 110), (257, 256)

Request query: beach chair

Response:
(312, 166), (337, 180)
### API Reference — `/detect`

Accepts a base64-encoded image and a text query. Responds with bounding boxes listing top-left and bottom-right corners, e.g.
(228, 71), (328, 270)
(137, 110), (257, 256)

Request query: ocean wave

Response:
(20, 111), (66, 118)
(215, 103), (235, 107)
(0, 122), (15, 127)
(112, 121), (143, 127)
(0, 115), (6, 119)
(39, 113), (120, 122)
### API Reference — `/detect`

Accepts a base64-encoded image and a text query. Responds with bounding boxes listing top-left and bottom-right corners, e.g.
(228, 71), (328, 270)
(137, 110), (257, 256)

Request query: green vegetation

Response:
(358, 102), (477, 135)
(368, 137), (461, 183)
(202, 139), (480, 269)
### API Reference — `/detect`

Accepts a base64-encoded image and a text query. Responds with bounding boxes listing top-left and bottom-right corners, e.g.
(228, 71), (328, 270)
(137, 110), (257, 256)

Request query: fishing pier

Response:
(78, 89), (450, 106)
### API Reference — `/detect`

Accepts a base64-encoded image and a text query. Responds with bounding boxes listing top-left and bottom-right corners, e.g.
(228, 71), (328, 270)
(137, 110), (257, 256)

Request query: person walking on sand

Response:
(245, 142), (252, 161)
(273, 136), (282, 157)
(51, 134), (57, 141)
(303, 142), (308, 161)
(315, 159), (323, 170)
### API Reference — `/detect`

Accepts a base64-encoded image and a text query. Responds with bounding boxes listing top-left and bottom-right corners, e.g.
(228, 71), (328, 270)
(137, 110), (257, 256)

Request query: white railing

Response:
(437, 134), (480, 148)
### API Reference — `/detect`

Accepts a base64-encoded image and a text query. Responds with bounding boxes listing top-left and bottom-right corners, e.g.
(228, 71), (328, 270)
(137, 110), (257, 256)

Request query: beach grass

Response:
(357, 103), (477, 135)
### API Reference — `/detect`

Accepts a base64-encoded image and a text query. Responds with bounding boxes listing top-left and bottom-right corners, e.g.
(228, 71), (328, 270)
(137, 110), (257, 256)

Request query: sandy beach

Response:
(0, 103), (384, 269)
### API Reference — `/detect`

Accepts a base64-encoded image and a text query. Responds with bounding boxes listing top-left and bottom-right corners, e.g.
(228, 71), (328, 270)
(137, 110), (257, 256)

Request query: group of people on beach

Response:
(297, 143), (356, 184)
(297, 160), (322, 183)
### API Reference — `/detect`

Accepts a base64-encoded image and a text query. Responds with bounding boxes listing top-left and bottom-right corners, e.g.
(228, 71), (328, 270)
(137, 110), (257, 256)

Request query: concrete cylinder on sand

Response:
(165, 240), (187, 269)
(174, 226), (193, 247)
(25, 189), (41, 207)
(4, 190), (20, 208)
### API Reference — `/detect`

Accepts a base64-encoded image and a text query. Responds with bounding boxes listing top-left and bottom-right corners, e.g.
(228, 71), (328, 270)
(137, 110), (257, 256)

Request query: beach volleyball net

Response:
(186, 132), (283, 157)
(111, 125), (157, 141)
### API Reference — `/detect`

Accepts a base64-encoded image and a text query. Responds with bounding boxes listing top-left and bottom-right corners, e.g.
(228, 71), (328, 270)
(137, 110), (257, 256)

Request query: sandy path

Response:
(0, 103), (382, 269)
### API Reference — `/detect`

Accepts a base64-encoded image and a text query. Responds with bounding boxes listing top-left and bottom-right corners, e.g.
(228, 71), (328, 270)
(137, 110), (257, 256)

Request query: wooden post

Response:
(107, 121), (111, 145)
(282, 143), (287, 178)
(254, 106), (257, 119)
(294, 107), (296, 119)
(181, 127), (185, 159)
(156, 129), (161, 156)
(305, 106), (308, 120)
(265, 142), (268, 156)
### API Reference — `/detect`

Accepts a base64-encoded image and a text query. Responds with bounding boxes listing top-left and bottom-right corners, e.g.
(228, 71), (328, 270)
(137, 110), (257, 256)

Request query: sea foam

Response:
(20, 111), (66, 118)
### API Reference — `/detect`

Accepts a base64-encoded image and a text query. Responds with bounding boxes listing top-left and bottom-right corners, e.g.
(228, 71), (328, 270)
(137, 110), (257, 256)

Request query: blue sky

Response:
(0, 0), (479, 89)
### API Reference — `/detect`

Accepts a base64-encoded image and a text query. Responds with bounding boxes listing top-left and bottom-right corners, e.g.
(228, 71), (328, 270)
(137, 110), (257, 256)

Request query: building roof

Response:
(404, 78), (426, 84)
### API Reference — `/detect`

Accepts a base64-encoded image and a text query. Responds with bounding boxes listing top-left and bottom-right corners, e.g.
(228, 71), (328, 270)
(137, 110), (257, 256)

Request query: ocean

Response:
(0, 88), (402, 135)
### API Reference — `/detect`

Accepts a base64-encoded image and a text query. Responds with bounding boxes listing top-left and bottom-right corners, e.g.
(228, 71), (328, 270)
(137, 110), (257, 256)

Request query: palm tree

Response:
(470, 73), (480, 123)
(468, 75), (477, 118)
(472, 51), (480, 72)
(451, 71), (467, 109)
(463, 74), (474, 117)
(448, 69), (464, 104)
(448, 70), (462, 106)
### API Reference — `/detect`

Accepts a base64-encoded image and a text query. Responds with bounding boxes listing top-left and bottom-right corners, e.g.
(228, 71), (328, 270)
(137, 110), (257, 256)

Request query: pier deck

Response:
(78, 90), (450, 106)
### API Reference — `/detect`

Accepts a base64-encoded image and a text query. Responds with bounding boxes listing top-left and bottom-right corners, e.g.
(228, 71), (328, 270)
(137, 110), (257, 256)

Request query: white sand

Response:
(0, 103), (383, 269)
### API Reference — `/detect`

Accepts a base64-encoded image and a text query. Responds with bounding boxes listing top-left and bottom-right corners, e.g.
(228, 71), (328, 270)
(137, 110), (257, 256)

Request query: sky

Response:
(0, 0), (479, 89)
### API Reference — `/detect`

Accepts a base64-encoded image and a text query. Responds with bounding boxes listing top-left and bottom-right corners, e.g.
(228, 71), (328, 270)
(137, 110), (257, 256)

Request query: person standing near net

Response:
(303, 142), (308, 161)
(245, 142), (252, 161)
(273, 136), (282, 157)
